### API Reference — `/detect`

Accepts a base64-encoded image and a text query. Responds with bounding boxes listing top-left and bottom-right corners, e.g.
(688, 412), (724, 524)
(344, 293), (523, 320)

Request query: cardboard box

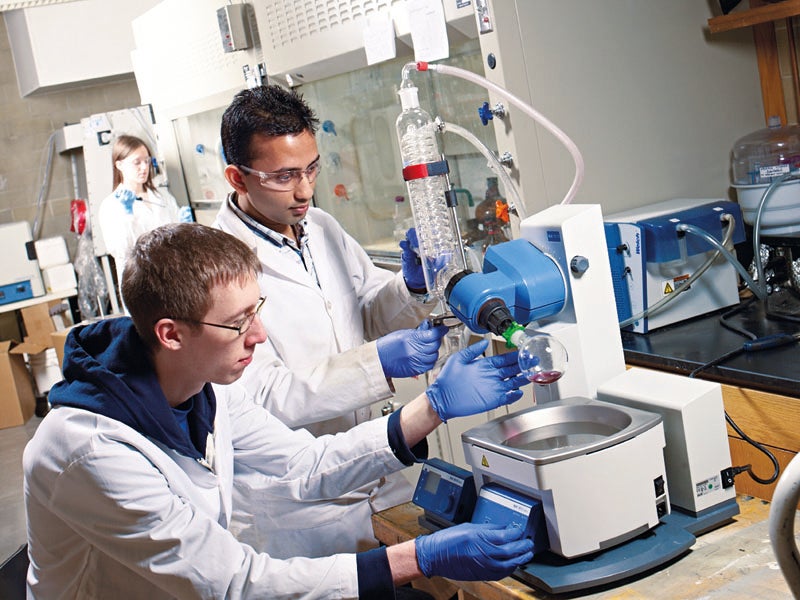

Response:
(20, 299), (73, 347)
(0, 310), (21, 343)
(0, 340), (42, 429)
(29, 347), (62, 395)
(51, 318), (116, 370)
(51, 326), (76, 370)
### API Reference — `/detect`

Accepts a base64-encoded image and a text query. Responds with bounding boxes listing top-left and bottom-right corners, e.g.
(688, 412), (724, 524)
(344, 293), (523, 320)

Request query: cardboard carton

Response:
(51, 318), (119, 370)
(0, 340), (44, 429)
(51, 326), (76, 370)
(20, 299), (73, 347)
(0, 310), (21, 342)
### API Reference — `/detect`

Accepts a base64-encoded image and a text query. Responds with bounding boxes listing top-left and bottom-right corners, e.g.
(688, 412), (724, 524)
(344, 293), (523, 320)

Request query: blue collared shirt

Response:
(227, 194), (320, 287)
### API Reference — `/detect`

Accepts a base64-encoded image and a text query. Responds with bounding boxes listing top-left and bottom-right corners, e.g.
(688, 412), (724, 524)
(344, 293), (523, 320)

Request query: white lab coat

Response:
(214, 199), (435, 557)
(98, 185), (181, 282)
(24, 383), (403, 599)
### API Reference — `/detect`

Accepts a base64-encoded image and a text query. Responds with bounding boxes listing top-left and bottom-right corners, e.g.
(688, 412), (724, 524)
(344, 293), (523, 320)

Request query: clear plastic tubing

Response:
(396, 83), (467, 301)
(404, 61), (585, 206)
(440, 121), (527, 221)
(753, 171), (796, 294)
(676, 222), (766, 300)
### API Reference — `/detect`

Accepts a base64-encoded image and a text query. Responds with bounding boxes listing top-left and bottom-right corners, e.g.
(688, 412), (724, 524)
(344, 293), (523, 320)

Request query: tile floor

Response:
(0, 416), (41, 563)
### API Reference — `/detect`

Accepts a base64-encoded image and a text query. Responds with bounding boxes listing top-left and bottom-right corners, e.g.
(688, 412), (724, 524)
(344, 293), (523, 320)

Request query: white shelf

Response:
(0, 289), (76, 316)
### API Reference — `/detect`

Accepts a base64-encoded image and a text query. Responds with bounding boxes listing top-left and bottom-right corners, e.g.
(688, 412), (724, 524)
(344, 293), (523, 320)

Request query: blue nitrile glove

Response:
(178, 205), (194, 223)
(400, 227), (426, 292)
(115, 188), (139, 215)
(416, 523), (535, 581)
(425, 339), (530, 422)
(376, 320), (448, 378)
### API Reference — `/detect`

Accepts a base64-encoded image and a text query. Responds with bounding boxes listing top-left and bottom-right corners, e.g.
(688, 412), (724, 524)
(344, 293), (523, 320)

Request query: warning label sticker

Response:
(662, 274), (690, 297)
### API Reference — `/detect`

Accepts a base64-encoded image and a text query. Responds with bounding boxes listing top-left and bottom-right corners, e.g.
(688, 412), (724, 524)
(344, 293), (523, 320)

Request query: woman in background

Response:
(98, 134), (186, 284)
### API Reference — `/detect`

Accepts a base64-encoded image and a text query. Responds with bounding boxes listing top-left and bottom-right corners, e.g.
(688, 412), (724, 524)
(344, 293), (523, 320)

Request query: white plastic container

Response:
(730, 180), (800, 236)
(28, 347), (62, 396)
(42, 263), (77, 293)
(33, 236), (70, 269)
(730, 117), (800, 236)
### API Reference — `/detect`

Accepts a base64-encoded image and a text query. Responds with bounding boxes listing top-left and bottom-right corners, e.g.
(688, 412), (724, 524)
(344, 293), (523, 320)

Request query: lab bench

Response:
(0, 288), (78, 345)
(620, 296), (800, 502)
(0, 288), (77, 316)
(373, 495), (791, 599)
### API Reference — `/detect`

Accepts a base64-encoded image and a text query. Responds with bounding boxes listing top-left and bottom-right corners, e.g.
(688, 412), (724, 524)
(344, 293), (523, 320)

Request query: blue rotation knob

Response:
(478, 102), (494, 126)
(322, 120), (337, 136)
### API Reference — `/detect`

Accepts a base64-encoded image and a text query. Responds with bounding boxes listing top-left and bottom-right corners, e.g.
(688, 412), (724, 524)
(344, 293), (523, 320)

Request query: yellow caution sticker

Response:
(481, 455), (490, 468)
(662, 274), (689, 296)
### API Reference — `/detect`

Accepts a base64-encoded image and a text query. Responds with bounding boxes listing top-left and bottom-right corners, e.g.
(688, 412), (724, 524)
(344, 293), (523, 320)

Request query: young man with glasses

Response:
(24, 223), (534, 599)
(214, 85), (447, 558)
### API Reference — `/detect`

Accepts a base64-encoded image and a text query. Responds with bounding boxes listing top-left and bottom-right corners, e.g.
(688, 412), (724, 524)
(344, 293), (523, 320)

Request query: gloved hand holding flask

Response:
(425, 339), (529, 422)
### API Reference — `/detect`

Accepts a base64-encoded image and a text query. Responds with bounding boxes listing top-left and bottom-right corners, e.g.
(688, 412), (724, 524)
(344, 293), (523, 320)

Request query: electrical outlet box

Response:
(217, 4), (252, 53)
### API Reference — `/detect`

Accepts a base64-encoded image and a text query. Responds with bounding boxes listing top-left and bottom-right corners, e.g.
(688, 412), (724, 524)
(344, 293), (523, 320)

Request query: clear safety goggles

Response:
(238, 161), (321, 191)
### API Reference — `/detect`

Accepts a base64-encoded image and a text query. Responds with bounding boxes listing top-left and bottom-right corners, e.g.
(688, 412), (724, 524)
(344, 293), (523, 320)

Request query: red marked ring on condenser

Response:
(402, 160), (450, 181)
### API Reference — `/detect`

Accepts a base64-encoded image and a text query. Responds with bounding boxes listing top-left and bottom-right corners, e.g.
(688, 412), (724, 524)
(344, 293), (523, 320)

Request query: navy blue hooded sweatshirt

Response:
(48, 317), (423, 599)
(49, 317), (215, 459)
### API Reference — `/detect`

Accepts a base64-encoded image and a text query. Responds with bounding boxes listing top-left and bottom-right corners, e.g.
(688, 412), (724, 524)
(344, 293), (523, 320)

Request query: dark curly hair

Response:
(220, 85), (319, 168)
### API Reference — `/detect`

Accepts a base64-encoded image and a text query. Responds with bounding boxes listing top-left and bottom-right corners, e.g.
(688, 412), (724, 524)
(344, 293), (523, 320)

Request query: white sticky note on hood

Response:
(407, 0), (450, 63)
(364, 10), (397, 65)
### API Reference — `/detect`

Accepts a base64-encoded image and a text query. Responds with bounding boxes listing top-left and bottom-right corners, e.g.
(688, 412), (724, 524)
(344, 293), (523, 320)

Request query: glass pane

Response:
(170, 106), (229, 224)
(168, 38), (511, 258)
(299, 38), (505, 264)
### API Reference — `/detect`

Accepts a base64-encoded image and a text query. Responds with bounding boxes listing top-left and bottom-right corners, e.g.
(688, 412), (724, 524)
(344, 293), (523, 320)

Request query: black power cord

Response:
(688, 331), (799, 486)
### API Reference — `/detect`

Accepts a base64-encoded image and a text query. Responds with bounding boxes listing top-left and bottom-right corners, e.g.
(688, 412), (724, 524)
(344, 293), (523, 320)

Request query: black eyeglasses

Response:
(189, 296), (266, 335)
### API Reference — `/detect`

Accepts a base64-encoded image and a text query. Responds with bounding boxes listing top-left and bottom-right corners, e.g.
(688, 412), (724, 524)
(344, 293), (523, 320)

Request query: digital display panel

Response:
(424, 471), (441, 494)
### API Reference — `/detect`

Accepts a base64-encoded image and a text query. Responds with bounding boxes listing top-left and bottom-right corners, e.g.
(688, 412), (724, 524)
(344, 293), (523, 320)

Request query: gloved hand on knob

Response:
(415, 522), (535, 581)
(425, 339), (530, 422)
(376, 320), (448, 379)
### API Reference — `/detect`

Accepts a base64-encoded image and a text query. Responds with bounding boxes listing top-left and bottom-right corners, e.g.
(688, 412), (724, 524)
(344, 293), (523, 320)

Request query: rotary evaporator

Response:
(396, 62), (741, 593)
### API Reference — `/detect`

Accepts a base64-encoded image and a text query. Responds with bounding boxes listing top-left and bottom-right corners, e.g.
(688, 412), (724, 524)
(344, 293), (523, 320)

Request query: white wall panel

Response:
(478, 0), (765, 215)
(253, 0), (476, 86)
(4, 0), (160, 96)
(131, 0), (262, 120)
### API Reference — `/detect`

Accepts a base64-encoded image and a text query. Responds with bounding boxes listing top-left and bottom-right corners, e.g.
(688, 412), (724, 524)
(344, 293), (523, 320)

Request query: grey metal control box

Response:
(217, 4), (253, 53)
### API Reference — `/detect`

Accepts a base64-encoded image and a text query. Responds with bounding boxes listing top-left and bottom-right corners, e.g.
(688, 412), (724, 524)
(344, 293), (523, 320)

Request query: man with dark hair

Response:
(215, 84), (445, 557)
(24, 223), (534, 599)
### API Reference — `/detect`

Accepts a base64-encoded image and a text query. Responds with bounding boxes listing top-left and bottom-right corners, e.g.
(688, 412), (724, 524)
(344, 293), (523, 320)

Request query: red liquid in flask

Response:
(530, 370), (563, 384)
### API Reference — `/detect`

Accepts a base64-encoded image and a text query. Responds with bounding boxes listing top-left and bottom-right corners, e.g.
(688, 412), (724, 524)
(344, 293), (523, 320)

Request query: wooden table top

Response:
(372, 496), (793, 599)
